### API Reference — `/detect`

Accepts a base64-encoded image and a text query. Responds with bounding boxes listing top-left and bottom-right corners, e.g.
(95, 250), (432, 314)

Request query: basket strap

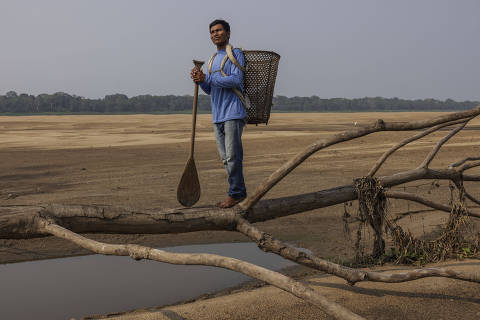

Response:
(232, 88), (247, 108)
(220, 55), (229, 76)
(211, 44), (245, 74)
(208, 52), (229, 75)
(207, 53), (216, 74)
(208, 44), (248, 111)
(220, 44), (247, 109)
(225, 44), (246, 72)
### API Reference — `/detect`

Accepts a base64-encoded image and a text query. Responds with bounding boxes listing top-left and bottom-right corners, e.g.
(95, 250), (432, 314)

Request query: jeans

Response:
(213, 119), (247, 199)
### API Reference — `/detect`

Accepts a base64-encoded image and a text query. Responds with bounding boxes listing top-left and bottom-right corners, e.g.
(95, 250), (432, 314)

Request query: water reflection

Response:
(0, 242), (296, 320)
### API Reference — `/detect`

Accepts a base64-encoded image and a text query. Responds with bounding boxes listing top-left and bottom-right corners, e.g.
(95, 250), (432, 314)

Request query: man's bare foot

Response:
(216, 196), (245, 208)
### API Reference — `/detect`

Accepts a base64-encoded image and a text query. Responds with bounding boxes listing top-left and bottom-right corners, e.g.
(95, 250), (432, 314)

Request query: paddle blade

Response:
(177, 158), (201, 207)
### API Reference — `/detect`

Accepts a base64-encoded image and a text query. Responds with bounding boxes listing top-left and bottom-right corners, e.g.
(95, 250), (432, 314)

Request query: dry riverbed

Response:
(0, 112), (479, 319)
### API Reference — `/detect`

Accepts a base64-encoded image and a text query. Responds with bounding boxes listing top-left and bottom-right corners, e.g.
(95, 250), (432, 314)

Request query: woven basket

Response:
(243, 50), (280, 124)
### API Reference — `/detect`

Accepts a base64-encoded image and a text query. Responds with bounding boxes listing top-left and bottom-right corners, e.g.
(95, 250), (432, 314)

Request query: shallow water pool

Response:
(0, 242), (297, 319)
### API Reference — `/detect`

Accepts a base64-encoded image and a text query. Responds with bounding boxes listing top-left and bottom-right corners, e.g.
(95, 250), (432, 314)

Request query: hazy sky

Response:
(1, 0), (479, 100)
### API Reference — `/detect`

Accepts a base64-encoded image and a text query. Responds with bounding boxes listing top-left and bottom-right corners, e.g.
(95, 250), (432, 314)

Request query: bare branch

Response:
(235, 216), (365, 284)
(235, 217), (480, 285)
(37, 218), (365, 320)
(368, 118), (470, 176)
(391, 209), (437, 221)
(392, 207), (480, 222)
(452, 180), (480, 206)
(240, 107), (480, 211)
(463, 174), (480, 181)
(362, 265), (480, 284)
(419, 122), (468, 169)
(449, 157), (480, 168)
(464, 189), (480, 206)
(385, 190), (480, 218)
(452, 161), (480, 205)
(458, 161), (480, 172)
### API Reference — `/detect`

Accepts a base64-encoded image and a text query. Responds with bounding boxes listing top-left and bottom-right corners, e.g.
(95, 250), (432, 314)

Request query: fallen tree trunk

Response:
(1, 166), (477, 239)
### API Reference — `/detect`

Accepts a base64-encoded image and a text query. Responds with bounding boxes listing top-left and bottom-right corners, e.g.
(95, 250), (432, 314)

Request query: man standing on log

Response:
(190, 19), (247, 208)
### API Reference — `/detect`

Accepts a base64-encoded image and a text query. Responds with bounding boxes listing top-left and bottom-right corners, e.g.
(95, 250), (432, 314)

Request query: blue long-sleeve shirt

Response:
(199, 48), (247, 123)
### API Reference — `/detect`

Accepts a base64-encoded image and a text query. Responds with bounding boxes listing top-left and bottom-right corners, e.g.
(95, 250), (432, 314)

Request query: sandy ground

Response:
(0, 112), (479, 319)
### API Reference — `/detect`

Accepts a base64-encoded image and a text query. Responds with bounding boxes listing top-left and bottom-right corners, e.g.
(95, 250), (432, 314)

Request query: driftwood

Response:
(39, 218), (365, 320)
(2, 106), (480, 320)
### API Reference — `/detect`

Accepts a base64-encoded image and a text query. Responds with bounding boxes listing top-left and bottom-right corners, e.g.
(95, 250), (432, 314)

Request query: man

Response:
(190, 19), (247, 208)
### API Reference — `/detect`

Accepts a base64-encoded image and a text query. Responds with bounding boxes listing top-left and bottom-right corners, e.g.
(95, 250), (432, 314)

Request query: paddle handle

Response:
(190, 60), (205, 158)
(190, 83), (199, 157)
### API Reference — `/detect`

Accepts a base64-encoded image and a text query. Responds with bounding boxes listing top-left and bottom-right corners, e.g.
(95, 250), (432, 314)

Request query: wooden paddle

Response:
(177, 59), (205, 207)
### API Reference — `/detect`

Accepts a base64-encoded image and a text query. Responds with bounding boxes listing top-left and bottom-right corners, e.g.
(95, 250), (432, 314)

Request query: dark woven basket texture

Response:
(243, 51), (280, 124)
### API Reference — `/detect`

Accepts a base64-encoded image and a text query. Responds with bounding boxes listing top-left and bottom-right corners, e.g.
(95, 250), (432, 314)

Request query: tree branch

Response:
(462, 174), (480, 181)
(419, 122), (468, 169)
(385, 190), (480, 218)
(455, 161), (480, 205)
(449, 157), (480, 169)
(464, 189), (480, 206)
(451, 180), (480, 206)
(36, 217), (365, 320)
(368, 118), (470, 176)
(458, 161), (480, 172)
(240, 107), (480, 211)
(234, 217), (480, 285)
(235, 216), (365, 284)
(391, 209), (437, 221)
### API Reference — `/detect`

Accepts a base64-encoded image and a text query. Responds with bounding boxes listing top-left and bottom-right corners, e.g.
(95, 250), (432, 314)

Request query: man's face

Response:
(210, 24), (230, 47)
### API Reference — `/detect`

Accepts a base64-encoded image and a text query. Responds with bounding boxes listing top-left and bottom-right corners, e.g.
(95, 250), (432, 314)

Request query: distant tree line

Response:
(273, 95), (479, 112)
(0, 91), (478, 114)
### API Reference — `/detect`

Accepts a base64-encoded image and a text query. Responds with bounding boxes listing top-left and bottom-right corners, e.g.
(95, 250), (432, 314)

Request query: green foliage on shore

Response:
(1, 91), (478, 114)
(273, 95), (479, 112)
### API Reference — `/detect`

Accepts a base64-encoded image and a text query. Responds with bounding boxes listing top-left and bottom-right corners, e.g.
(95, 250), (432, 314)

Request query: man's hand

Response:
(190, 68), (205, 83)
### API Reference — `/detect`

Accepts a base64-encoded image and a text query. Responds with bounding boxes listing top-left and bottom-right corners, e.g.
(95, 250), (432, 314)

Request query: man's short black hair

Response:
(209, 19), (230, 33)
